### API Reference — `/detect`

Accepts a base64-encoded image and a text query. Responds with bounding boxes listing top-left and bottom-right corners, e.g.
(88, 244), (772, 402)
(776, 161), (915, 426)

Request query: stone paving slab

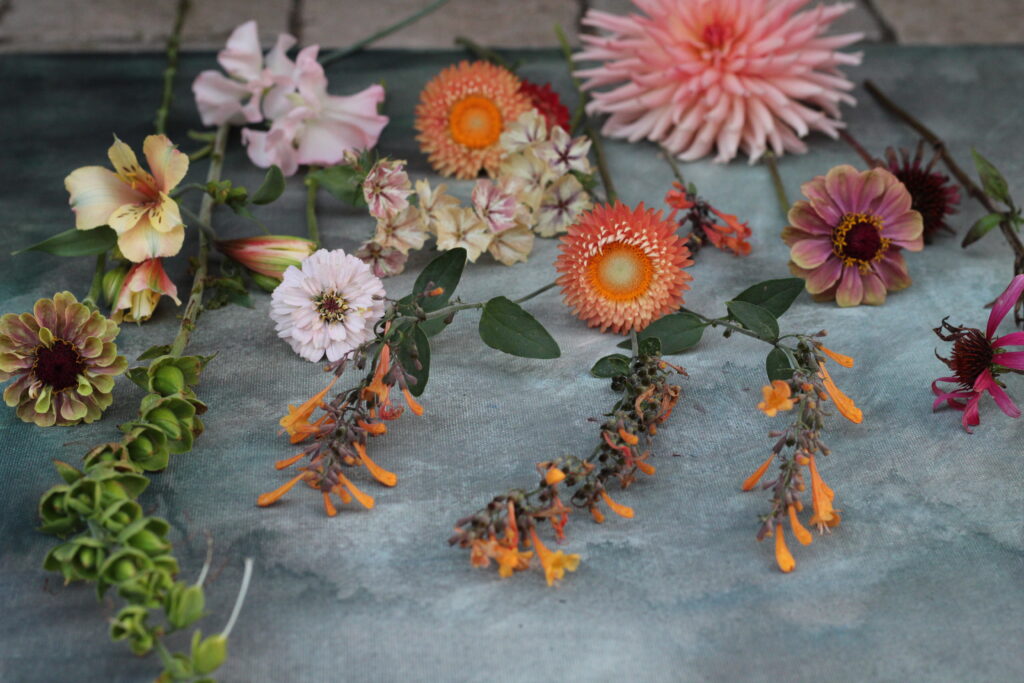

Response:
(874, 0), (1024, 44)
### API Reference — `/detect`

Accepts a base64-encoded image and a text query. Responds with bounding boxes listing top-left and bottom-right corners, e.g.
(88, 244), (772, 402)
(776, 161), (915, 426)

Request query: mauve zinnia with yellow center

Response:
(414, 61), (532, 179)
(556, 202), (693, 334)
(783, 164), (923, 307)
(575, 0), (862, 163)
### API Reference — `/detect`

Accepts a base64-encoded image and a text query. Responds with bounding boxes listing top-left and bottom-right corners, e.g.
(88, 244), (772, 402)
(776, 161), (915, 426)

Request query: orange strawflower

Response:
(556, 202), (693, 334)
(757, 380), (795, 417)
(741, 453), (775, 491)
(807, 455), (840, 530)
(529, 528), (580, 586)
(279, 376), (338, 443)
(414, 60), (532, 179)
(774, 524), (796, 573)
(818, 360), (863, 424)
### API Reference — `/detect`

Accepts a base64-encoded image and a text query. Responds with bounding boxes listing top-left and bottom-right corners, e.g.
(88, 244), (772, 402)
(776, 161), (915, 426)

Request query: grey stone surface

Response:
(2, 45), (1024, 682)
(874, 0), (1024, 44)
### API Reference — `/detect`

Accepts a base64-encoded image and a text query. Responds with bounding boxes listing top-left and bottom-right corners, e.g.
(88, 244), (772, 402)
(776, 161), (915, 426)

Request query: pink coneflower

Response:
(575, 0), (862, 163)
(932, 275), (1024, 432)
(783, 164), (923, 307)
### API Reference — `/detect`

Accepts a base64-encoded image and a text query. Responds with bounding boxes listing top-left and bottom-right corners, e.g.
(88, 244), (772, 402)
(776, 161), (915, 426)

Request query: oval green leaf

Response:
(478, 296), (560, 359)
(251, 165), (285, 205)
(617, 312), (705, 354)
(591, 353), (630, 378)
(766, 346), (795, 382)
(726, 300), (779, 341)
(732, 278), (804, 318)
(13, 226), (118, 257)
(395, 325), (431, 397)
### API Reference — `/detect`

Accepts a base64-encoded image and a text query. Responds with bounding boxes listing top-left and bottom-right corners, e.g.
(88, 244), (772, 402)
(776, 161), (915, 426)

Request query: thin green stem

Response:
(417, 280), (558, 322)
(554, 24), (587, 134)
(83, 252), (107, 307)
(454, 36), (513, 70)
(682, 307), (775, 344)
(661, 149), (686, 185)
(763, 153), (789, 216)
(629, 329), (639, 356)
(305, 174), (321, 248)
(588, 124), (618, 204)
(319, 0), (454, 66)
(178, 204), (218, 242)
(513, 281), (558, 304)
(170, 123), (229, 357)
(154, 0), (190, 135)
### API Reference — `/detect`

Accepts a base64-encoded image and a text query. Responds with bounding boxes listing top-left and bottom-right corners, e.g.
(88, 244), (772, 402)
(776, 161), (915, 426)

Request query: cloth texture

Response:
(0, 46), (1022, 682)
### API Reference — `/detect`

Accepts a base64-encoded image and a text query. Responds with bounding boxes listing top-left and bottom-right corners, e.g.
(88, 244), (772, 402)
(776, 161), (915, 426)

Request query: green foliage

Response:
(730, 278), (804, 318)
(13, 226), (118, 257)
(394, 324), (431, 397)
(407, 248), (467, 337)
(617, 312), (705, 354)
(590, 353), (631, 378)
(250, 165), (285, 205)
(961, 212), (1004, 248)
(309, 164), (367, 206)
(726, 300), (779, 342)
(478, 296), (560, 359)
(971, 149), (1012, 206)
(765, 346), (795, 382)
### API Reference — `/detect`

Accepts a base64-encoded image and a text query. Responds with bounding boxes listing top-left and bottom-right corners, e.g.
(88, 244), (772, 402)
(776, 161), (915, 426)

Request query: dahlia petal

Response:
(64, 166), (141, 230)
(790, 238), (833, 269)
(803, 257), (842, 295)
(835, 266), (864, 307)
(987, 274), (1024, 338)
(143, 135), (189, 192)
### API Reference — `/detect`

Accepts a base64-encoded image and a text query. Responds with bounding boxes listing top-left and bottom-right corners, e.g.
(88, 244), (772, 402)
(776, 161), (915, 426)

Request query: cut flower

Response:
(114, 259), (181, 323)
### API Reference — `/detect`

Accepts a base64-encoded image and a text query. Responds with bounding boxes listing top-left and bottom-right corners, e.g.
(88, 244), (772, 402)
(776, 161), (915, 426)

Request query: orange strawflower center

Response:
(448, 95), (503, 149)
(586, 242), (654, 301)
(832, 212), (890, 272)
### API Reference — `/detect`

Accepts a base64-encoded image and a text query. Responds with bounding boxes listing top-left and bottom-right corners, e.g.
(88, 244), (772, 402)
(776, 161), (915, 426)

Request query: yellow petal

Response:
(108, 135), (143, 178)
(64, 166), (141, 230)
(148, 193), (183, 234)
(118, 219), (184, 263)
(144, 135), (189, 191)
(108, 202), (147, 235)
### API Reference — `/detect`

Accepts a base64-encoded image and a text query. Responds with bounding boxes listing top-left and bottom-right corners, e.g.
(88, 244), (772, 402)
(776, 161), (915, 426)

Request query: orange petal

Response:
(353, 441), (397, 487)
(787, 505), (813, 546)
(818, 344), (854, 368)
(336, 471), (375, 509)
(742, 453), (775, 491)
(401, 386), (424, 416)
(635, 459), (656, 476)
(357, 418), (387, 436)
(333, 484), (352, 505)
(599, 490), (635, 519)
(545, 467), (566, 485)
(257, 473), (307, 507)
(819, 362), (862, 424)
(275, 451), (307, 470)
(279, 376), (337, 433)
(618, 427), (639, 445)
(322, 491), (338, 517)
(590, 506), (605, 524)
(775, 525), (796, 573)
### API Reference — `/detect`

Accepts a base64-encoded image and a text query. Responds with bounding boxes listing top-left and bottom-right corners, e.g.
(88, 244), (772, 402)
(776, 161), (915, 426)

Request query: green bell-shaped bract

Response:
(119, 422), (171, 471)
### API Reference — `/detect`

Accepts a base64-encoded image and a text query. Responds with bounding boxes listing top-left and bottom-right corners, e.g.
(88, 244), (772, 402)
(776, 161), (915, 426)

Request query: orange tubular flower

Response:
(494, 545), (533, 578)
(529, 528), (580, 587)
(599, 490), (635, 519)
(363, 344), (391, 406)
(807, 456), (840, 530)
(280, 376), (338, 443)
(757, 380), (795, 417)
(401, 386), (424, 416)
(544, 466), (566, 486)
(618, 427), (639, 445)
(257, 472), (308, 507)
(741, 453), (776, 491)
(635, 458), (656, 476)
(275, 451), (307, 470)
(335, 471), (375, 510)
(590, 506), (606, 524)
(774, 525), (796, 573)
(817, 344), (854, 368)
(352, 441), (397, 487)
(357, 418), (387, 436)
(818, 361), (863, 424)
(322, 491), (338, 517)
(787, 505), (813, 546)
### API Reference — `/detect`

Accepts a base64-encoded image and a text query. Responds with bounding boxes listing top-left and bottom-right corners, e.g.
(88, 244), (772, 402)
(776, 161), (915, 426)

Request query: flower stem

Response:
(554, 24), (587, 134)
(837, 129), (877, 166)
(319, 0), (454, 66)
(83, 252), (107, 308)
(419, 280), (558, 322)
(220, 557), (254, 639)
(454, 36), (514, 70)
(763, 153), (790, 217)
(304, 174), (320, 248)
(154, 0), (190, 135)
(682, 307), (776, 344)
(514, 281), (558, 304)
(170, 123), (229, 358)
(661, 149), (686, 185)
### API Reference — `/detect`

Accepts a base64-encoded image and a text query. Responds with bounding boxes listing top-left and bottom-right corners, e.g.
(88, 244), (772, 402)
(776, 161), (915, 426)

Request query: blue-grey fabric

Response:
(1, 46), (1022, 682)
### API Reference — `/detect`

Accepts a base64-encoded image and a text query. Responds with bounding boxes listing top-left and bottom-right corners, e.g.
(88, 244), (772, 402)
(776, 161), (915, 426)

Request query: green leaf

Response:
(591, 353), (631, 378)
(972, 149), (1012, 205)
(617, 312), (705, 354)
(410, 248), (467, 337)
(766, 347), (794, 382)
(13, 226), (117, 257)
(732, 278), (804, 318)
(137, 345), (172, 362)
(638, 337), (661, 357)
(309, 165), (366, 206)
(726, 300), (779, 341)
(962, 212), (1003, 248)
(478, 297), (560, 359)
(251, 165), (286, 205)
(395, 325), (431, 396)
(125, 367), (149, 390)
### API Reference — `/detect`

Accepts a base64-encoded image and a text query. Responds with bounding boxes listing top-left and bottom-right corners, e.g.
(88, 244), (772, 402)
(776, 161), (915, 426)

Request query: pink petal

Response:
(823, 164), (862, 213)
(976, 369), (1022, 419)
(787, 201), (833, 235)
(801, 175), (843, 225)
(804, 257), (842, 294)
(992, 331), (1024, 348)
(192, 70), (251, 127)
(835, 265), (864, 307)
(962, 394), (981, 432)
(874, 250), (911, 291)
(143, 135), (189, 193)
(860, 272), (887, 305)
(217, 20), (263, 81)
(987, 274), (1024, 338)
(883, 211), (924, 249)
(993, 351), (1024, 370)
(790, 237), (833, 268)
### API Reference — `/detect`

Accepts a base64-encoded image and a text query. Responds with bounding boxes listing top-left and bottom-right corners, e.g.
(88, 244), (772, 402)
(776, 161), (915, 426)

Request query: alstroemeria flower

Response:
(933, 274), (1024, 432)
(192, 21), (298, 127)
(242, 46), (389, 176)
(65, 135), (189, 263)
(114, 258), (181, 323)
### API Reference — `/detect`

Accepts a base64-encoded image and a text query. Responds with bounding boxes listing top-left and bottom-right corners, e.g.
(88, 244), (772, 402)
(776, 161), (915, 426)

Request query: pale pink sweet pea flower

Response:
(242, 46), (389, 176)
(534, 126), (592, 176)
(932, 274), (1024, 432)
(114, 259), (181, 323)
(192, 21), (298, 127)
(363, 159), (411, 219)
(64, 135), (189, 263)
(472, 178), (519, 234)
(355, 240), (408, 278)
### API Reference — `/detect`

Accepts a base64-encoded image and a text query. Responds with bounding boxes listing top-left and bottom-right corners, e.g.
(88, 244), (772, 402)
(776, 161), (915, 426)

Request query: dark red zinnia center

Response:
(34, 341), (85, 391)
(842, 222), (884, 261)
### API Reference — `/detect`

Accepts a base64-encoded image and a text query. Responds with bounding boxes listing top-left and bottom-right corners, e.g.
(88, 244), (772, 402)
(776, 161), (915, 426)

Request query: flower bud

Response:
(151, 364), (186, 395)
(113, 259), (181, 323)
(216, 235), (316, 281)
(38, 484), (81, 536)
(192, 633), (228, 675)
(110, 605), (155, 655)
(250, 272), (281, 292)
(102, 265), (130, 307)
(121, 424), (170, 472)
(167, 584), (206, 629)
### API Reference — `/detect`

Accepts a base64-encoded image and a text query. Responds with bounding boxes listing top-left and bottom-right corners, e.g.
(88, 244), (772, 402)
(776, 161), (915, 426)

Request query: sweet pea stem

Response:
(681, 307), (776, 344)
(319, 0), (454, 66)
(170, 123), (229, 358)
(154, 0), (190, 135)
(418, 280), (558, 322)
(304, 174), (321, 248)
(763, 152), (790, 217)
(83, 252), (106, 308)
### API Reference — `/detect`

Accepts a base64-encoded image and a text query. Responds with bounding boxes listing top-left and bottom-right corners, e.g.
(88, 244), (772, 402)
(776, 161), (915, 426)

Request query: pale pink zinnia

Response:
(575, 0), (862, 163)
(783, 164), (923, 307)
(270, 249), (387, 362)
(363, 159), (412, 220)
(932, 275), (1024, 433)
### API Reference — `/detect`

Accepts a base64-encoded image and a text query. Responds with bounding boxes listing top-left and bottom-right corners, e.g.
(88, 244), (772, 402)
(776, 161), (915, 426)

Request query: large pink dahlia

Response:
(575, 0), (862, 163)
(783, 165), (923, 307)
